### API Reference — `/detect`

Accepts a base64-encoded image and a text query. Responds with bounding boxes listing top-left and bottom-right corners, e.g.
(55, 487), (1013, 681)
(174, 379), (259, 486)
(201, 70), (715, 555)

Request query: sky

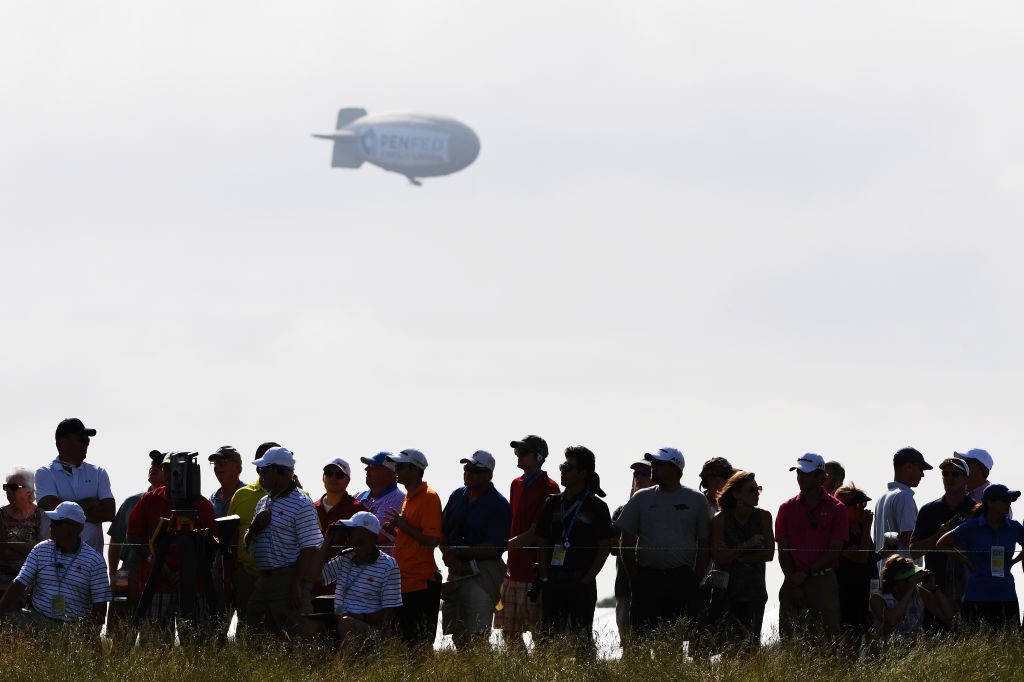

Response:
(3, 1), (1024, 608)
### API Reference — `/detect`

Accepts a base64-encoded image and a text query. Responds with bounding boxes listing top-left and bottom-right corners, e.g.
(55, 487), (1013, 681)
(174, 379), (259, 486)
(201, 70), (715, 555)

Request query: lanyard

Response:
(52, 544), (82, 594)
(559, 491), (589, 548)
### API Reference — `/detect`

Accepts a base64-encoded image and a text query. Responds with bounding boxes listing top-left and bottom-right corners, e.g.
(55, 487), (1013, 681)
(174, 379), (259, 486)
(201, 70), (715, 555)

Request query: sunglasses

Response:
(559, 462), (580, 472)
(941, 470), (965, 478)
(393, 462), (415, 471)
(323, 469), (349, 479)
(743, 485), (763, 494)
(258, 465), (289, 475)
(632, 468), (651, 478)
(463, 466), (487, 475)
(2, 484), (26, 492)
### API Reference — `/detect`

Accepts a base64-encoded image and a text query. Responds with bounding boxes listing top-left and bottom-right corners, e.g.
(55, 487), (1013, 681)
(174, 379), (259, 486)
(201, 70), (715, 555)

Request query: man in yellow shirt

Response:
(225, 441), (278, 631)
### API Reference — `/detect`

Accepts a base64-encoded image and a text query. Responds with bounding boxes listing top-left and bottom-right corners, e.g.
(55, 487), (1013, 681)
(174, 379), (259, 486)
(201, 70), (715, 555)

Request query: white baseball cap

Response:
(341, 510), (381, 536)
(323, 458), (351, 477)
(253, 446), (295, 470)
(460, 450), (496, 472)
(954, 448), (994, 471)
(45, 501), (86, 525)
(645, 447), (685, 471)
(387, 449), (429, 471)
(790, 453), (826, 473)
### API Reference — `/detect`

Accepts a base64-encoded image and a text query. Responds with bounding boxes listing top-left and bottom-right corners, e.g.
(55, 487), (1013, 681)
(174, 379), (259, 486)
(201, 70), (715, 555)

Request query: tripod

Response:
(132, 506), (224, 644)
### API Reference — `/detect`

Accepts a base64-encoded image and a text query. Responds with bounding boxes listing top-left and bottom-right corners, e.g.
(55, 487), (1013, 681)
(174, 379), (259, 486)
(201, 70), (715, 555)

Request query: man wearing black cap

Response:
(495, 434), (560, 650)
(535, 446), (614, 655)
(873, 447), (932, 568)
(35, 418), (115, 556)
(106, 450), (165, 644)
(910, 457), (974, 617)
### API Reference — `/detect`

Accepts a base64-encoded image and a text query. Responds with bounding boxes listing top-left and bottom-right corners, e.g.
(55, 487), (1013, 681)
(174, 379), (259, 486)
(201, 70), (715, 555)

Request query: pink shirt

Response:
(775, 489), (848, 571)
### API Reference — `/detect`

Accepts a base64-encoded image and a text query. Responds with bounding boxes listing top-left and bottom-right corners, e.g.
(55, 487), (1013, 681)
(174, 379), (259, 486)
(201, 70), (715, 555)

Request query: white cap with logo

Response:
(645, 447), (685, 471)
(460, 450), (496, 472)
(954, 448), (994, 471)
(45, 501), (86, 525)
(790, 453), (826, 473)
(341, 510), (381, 536)
(387, 449), (429, 471)
(324, 458), (351, 477)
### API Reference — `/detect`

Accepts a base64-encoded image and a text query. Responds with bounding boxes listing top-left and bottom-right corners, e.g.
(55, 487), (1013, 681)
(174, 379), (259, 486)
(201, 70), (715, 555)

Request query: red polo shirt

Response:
(507, 470), (560, 582)
(313, 493), (366, 597)
(125, 486), (218, 593)
(775, 489), (848, 572)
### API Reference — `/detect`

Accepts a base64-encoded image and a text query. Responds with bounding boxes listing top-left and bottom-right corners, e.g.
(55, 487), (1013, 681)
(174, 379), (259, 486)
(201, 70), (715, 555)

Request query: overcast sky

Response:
(3, 2), (1023, 608)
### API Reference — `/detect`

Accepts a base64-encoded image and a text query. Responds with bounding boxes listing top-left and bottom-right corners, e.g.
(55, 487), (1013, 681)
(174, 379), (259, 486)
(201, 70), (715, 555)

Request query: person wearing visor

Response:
(0, 502), (110, 631)
(496, 434), (560, 651)
(535, 446), (614, 654)
(937, 484), (1024, 630)
(440, 450), (511, 649)
(354, 452), (406, 545)
(869, 554), (953, 642)
(775, 453), (847, 639)
(615, 447), (710, 638)
(307, 511), (402, 652)
(244, 447), (323, 638)
(311, 458), (365, 603)
(910, 457), (974, 618)
(35, 418), (114, 556)
(833, 484), (874, 644)
(874, 447), (932, 569)
(610, 459), (653, 640)
(386, 448), (442, 647)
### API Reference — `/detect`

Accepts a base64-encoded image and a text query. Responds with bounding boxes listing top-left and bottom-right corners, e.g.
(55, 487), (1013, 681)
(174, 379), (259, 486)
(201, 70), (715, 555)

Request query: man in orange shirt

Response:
(387, 449), (442, 647)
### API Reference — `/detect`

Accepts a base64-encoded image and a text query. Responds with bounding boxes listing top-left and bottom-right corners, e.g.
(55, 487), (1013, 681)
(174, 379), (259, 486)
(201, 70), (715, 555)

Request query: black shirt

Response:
(910, 495), (975, 589)
(536, 490), (615, 576)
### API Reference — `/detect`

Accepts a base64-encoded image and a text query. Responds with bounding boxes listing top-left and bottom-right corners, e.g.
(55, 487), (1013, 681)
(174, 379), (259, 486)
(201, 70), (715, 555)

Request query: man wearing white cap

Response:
(244, 447), (323, 638)
(311, 458), (366, 603)
(615, 447), (710, 637)
(306, 510), (402, 650)
(0, 502), (110, 630)
(386, 449), (443, 647)
(440, 450), (512, 648)
(775, 453), (847, 639)
(956, 449), (1007, 512)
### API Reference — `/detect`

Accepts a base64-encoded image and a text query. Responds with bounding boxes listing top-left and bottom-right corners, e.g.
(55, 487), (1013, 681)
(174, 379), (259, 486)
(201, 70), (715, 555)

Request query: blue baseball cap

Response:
(360, 451), (395, 470)
(983, 484), (1021, 503)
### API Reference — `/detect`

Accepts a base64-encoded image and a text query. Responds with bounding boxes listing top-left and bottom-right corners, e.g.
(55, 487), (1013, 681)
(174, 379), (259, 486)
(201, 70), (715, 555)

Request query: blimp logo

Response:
(313, 108), (480, 186)
(359, 128), (378, 156)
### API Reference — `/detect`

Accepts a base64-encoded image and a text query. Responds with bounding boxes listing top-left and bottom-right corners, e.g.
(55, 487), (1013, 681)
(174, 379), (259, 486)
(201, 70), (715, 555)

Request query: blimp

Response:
(313, 109), (480, 186)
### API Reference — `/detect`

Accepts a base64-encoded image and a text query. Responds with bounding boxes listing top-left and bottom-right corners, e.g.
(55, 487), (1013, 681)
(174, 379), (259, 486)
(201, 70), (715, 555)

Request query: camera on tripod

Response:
(166, 452), (202, 502)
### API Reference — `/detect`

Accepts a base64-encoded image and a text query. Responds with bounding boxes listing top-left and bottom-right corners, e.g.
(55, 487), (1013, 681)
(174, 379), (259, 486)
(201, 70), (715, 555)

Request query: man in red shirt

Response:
(312, 458), (365, 600)
(495, 434), (560, 650)
(125, 454), (218, 644)
(775, 453), (848, 640)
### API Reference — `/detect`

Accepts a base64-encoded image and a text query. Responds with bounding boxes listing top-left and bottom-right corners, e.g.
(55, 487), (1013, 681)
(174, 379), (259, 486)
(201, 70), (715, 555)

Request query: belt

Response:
(259, 565), (295, 577)
(808, 568), (834, 577)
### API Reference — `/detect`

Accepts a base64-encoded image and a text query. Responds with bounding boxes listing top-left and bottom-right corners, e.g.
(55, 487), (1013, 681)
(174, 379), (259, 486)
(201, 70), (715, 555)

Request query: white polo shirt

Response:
(250, 487), (323, 571)
(322, 549), (402, 615)
(16, 539), (111, 622)
(35, 458), (114, 554)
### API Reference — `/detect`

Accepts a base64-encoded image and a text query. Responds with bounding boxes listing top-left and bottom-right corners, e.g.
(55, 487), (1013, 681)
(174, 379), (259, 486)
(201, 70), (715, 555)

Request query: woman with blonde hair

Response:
(0, 466), (42, 600)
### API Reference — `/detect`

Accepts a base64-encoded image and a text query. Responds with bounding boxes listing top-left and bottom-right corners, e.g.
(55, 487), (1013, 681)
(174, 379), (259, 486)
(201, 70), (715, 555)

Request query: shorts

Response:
(493, 579), (538, 634)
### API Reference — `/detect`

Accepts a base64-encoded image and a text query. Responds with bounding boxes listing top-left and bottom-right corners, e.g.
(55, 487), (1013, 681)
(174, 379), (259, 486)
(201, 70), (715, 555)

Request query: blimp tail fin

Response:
(336, 108), (367, 129)
(329, 138), (364, 168)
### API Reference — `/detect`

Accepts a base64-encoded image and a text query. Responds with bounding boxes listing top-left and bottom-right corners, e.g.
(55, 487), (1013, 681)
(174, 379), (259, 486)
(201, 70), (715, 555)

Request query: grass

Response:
(2, 623), (1023, 681)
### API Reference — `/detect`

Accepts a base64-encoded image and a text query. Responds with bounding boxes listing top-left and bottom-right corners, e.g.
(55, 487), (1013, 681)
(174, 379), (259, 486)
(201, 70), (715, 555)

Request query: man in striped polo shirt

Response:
(244, 447), (323, 638)
(308, 511), (402, 651)
(0, 502), (110, 630)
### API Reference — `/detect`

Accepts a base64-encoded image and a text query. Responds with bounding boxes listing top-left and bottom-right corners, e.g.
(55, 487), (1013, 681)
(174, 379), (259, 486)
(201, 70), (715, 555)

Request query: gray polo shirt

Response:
(615, 484), (710, 569)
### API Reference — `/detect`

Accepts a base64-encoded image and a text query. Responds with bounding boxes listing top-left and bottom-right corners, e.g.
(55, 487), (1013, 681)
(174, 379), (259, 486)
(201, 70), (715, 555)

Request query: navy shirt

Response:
(442, 484), (512, 551)
(947, 516), (1024, 602)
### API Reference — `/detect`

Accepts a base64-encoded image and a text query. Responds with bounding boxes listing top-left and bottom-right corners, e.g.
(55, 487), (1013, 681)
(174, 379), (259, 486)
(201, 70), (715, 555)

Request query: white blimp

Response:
(313, 109), (480, 186)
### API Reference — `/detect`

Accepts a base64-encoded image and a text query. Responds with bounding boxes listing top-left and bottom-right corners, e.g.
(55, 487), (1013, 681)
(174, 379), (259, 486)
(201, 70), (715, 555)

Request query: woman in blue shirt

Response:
(936, 484), (1024, 630)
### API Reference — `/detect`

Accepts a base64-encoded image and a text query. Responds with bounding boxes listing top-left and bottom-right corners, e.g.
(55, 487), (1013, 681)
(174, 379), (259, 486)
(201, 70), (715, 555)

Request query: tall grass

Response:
(2, 624), (1023, 681)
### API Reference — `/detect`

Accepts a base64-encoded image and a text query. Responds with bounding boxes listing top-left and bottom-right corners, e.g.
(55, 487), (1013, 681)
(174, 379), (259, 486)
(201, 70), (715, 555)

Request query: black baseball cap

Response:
(510, 435), (548, 457)
(148, 450), (164, 465)
(893, 447), (933, 471)
(55, 418), (96, 440)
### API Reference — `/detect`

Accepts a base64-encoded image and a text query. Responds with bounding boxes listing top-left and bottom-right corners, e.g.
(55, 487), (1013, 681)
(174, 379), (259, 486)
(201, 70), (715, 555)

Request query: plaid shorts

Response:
(144, 592), (208, 630)
(492, 578), (538, 633)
